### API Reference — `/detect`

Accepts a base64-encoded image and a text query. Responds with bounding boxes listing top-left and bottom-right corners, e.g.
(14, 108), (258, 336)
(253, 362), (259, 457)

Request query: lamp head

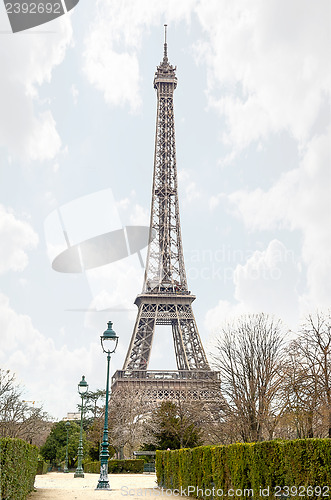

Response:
(78, 375), (89, 396)
(100, 321), (119, 354)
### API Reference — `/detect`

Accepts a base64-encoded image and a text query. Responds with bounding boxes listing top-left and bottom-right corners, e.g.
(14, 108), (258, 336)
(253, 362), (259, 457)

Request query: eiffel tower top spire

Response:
(163, 24), (168, 62)
(154, 25), (177, 86)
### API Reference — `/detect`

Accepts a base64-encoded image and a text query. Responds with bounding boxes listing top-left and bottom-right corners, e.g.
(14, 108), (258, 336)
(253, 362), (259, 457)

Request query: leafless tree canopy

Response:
(107, 386), (153, 458)
(0, 368), (51, 446)
(283, 311), (331, 438)
(211, 313), (286, 442)
(209, 311), (331, 442)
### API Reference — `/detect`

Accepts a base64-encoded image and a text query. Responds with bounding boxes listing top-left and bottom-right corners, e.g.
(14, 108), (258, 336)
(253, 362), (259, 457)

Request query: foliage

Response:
(77, 389), (106, 432)
(0, 437), (38, 500)
(147, 401), (203, 450)
(36, 458), (49, 475)
(82, 390), (106, 418)
(156, 438), (331, 498)
(40, 420), (88, 467)
(85, 415), (114, 461)
(74, 389), (108, 460)
(84, 458), (144, 474)
(86, 418), (102, 461)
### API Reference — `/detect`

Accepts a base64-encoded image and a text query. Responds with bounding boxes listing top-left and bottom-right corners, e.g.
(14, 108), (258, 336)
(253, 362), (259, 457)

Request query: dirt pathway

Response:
(27, 472), (184, 500)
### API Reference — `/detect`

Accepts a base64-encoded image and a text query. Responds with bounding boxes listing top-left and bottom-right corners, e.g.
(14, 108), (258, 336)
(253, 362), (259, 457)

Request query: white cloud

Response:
(185, 181), (201, 203)
(86, 255), (144, 312)
(205, 239), (301, 332)
(26, 111), (62, 161)
(178, 169), (202, 204)
(84, 40), (141, 110)
(209, 193), (226, 211)
(234, 239), (301, 322)
(228, 128), (331, 307)
(205, 299), (246, 334)
(201, 0), (331, 322)
(0, 10), (73, 160)
(129, 204), (149, 226)
(82, 0), (198, 111)
(195, 0), (330, 149)
(0, 293), (104, 419)
(0, 205), (38, 274)
(70, 83), (79, 105)
(116, 195), (149, 225)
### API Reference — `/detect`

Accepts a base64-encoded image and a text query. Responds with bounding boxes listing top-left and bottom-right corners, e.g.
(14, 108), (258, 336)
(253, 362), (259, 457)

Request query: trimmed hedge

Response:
(156, 439), (331, 499)
(84, 459), (144, 474)
(36, 459), (49, 475)
(0, 438), (38, 500)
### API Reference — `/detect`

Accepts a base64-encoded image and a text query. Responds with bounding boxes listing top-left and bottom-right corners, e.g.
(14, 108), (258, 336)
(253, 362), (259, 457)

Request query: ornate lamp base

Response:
(96, 464), (110, 490)
(96, 480), (110, 490)
(74, 470), (84, 478)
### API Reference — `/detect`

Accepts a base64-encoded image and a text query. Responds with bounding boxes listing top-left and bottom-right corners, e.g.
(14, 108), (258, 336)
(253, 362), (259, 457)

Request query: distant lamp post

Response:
(74, 375), (88, 478)
(64, 421), (70, 473)
(96, 321), (119, 490)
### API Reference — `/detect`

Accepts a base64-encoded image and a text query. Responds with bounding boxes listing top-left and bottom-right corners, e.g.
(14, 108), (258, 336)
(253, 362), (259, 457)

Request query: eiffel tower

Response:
(112, 27), (219, 401)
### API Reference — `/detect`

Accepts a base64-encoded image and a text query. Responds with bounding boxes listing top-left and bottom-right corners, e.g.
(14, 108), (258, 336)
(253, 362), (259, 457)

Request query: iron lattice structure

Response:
(112, 28), (219, 401)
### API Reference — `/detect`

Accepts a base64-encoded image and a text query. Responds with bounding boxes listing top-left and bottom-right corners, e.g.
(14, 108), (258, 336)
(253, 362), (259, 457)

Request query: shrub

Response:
(84, 458), (144, 474)
(0, 438), (38, 500)
(156, 439), (331, 500)
(36, 458), (49, 475)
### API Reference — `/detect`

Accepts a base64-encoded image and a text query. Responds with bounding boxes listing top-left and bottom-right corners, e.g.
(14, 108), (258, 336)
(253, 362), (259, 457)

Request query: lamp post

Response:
(96, 321), (119, 490)
(74, 375), (88, 478)
(64, 421), (70, 473)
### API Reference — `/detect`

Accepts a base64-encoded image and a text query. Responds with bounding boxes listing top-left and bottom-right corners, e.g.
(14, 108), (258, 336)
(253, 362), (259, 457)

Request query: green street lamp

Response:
(74, 375), (88, 478)
(64, 421), (70, 473)
(96, 321), (119, 490)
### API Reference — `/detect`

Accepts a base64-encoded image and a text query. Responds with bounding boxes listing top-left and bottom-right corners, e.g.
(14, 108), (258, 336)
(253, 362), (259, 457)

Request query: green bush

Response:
(0, 438), (38, 500)
(84, 458), (144, 474)
(36, 458), (49, 475)
(156, 439), (331, 500)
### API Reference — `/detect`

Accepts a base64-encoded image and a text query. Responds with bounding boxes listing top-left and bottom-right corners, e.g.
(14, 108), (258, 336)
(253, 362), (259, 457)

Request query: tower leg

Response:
(123, 304), (157, 371)
(177, 316), (209, 369)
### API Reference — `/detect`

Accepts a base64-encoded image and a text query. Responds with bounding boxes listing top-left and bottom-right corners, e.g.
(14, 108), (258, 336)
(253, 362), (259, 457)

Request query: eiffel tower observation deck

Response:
(112, 27), (220, 401)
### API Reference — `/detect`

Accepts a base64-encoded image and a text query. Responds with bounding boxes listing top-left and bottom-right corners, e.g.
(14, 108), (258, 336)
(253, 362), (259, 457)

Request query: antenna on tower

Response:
(163, 24), (168, 61)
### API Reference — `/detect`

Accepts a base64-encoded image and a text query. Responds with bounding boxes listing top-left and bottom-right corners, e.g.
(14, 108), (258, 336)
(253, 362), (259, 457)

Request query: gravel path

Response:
(27, 472), (185, 500)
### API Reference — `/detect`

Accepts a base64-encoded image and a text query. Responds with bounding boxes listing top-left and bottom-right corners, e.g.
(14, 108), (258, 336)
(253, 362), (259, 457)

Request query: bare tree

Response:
(172, 392), (229, 447)
(0, 368), (26, 438)
(108, 386), (152, 458)
(290, 311), (331, 438)
(211, 313), (286, 442)
(278, 343), (322, 439)
(0, 368), (51, 445)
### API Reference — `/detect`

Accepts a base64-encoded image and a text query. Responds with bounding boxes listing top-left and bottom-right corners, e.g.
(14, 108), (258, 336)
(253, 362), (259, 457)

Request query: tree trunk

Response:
(307, 412), (313, 438)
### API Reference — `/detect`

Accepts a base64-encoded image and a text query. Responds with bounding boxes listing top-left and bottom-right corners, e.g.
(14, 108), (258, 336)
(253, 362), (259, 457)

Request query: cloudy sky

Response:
(0, 0), (330, 420)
